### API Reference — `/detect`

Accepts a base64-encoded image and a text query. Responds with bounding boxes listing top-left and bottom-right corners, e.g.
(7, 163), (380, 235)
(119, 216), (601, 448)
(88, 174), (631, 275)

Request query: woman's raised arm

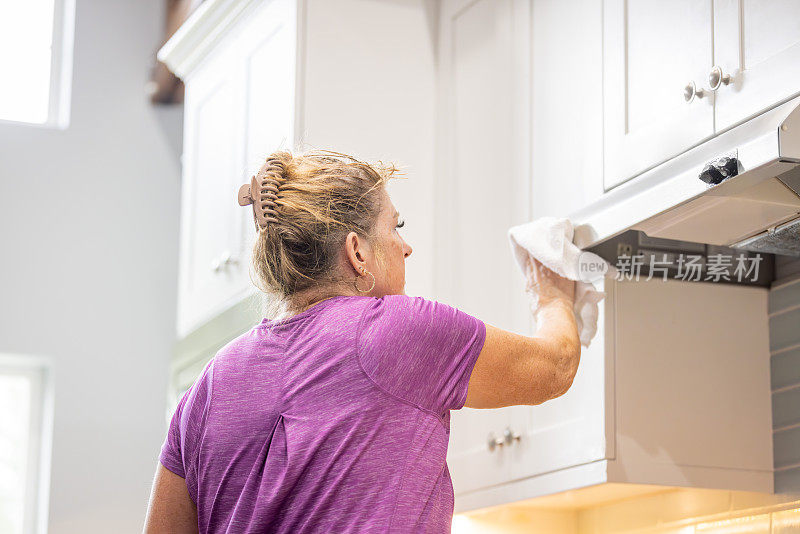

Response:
(464, 258), (580, 409)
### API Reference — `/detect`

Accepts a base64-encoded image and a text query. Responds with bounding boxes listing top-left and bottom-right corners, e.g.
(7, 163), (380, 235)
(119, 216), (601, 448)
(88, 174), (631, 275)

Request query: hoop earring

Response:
(355, 269), (376, 293)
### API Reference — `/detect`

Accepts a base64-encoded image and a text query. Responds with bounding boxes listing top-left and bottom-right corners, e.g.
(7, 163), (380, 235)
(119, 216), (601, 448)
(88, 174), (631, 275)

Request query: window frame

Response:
(0, 354), (55, 534)
(0, 0), (76, 129)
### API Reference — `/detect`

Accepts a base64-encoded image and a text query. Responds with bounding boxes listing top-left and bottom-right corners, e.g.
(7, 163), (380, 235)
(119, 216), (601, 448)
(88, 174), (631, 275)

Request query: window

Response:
(0, 355), (54, 534)
(0, 0), (75, 127)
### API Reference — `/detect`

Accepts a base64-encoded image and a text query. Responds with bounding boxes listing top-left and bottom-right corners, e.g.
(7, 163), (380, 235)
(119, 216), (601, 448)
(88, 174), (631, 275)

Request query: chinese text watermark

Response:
(614, 252), (763, 283)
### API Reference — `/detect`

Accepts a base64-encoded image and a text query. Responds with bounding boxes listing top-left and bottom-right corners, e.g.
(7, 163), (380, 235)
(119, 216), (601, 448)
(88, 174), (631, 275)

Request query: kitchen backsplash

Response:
(772, 256), (800, 494)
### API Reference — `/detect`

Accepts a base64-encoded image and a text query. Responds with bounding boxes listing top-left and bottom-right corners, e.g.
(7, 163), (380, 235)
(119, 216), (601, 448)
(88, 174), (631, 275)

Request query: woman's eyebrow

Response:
(393, 210), (400, 219)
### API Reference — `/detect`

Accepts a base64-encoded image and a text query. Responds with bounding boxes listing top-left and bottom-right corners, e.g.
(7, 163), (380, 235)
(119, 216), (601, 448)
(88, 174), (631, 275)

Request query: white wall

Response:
(300, 0), (438, 298)
(0, 0), (181, 532)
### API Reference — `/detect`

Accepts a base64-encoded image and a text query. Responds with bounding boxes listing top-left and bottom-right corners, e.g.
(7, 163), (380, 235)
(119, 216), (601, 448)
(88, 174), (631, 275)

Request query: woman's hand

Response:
(524, 256), (575, 308)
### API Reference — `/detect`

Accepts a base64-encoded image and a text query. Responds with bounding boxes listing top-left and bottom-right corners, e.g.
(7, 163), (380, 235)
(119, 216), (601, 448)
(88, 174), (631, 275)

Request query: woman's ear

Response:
(344, 231), (366, 273)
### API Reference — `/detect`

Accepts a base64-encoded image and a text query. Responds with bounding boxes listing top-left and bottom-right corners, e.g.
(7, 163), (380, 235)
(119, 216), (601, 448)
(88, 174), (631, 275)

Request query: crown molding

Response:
(157, 0), (265, 80)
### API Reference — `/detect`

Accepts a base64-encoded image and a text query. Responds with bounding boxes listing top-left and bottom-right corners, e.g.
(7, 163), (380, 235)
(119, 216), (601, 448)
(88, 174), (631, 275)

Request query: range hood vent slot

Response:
(732, 216), (800, 257)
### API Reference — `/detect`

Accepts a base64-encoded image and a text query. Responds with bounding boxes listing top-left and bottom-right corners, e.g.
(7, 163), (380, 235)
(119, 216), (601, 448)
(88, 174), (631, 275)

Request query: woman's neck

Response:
(287, 285), (359, 316)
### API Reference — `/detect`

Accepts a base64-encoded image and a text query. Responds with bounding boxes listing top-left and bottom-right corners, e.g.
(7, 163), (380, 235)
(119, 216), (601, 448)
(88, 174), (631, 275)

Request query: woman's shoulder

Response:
(359, 294), (481, 349)
(358, 293), (486, 417)
(362, 293), (460, 322)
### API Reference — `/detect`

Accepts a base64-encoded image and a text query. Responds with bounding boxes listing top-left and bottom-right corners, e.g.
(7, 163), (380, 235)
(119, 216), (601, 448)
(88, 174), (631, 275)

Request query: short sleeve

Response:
(358, 295), (487, 418)
(159, 358), (214, 482)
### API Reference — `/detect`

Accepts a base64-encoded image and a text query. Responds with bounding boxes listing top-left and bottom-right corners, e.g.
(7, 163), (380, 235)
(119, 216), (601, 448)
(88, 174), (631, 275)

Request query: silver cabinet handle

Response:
(210, 257), (222, 272)
(684, 81), (705, 103)
(708, 65), (732, 91)
(503, 426), (521, 446)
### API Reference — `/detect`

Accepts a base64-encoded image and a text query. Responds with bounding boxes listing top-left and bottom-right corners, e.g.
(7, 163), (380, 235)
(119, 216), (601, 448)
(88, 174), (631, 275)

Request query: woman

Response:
(143, 150), (579, 533)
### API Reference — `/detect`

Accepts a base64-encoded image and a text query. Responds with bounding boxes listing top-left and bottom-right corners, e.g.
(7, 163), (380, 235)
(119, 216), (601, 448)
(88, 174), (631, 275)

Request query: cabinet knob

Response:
(487, 428), (521, 451)
(503, 426), (521, 446)
(220, 250), (238, 267)
(683, 81), (705, 103)
(708, 65), (732, 91)
(211, 251), (239, 273)
(487, 432), (505, 452)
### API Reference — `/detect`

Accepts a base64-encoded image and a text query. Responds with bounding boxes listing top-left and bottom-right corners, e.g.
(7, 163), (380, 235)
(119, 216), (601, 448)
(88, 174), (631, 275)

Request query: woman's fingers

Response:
(525, 255), (575, 304)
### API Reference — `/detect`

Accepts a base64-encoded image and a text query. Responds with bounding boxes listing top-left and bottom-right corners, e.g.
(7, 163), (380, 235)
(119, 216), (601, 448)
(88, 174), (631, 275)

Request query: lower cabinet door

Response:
(448, 406), (515, 495)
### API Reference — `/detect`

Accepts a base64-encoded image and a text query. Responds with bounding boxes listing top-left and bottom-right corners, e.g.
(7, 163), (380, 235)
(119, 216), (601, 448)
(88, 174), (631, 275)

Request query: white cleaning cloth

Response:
(508, 216), (616, 348)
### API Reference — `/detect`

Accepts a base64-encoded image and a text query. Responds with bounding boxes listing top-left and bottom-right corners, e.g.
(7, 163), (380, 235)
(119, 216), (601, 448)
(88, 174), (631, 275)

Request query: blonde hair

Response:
(248, 148), (404, 312)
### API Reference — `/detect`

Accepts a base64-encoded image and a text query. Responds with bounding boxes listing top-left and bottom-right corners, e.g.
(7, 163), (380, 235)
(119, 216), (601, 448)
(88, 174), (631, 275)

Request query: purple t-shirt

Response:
(159, 294), (487, 533)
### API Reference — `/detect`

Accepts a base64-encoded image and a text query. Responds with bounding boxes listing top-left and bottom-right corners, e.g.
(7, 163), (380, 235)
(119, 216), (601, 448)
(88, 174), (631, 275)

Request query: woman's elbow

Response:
(551, 341), (581, 399)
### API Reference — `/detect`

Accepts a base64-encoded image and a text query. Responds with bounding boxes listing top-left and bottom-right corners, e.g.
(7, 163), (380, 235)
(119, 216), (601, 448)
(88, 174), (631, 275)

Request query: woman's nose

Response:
(404, 242), (413, 258)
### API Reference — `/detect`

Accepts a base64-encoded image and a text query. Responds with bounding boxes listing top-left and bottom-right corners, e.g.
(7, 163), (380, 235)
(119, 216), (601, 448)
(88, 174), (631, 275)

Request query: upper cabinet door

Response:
(235, 0), (296, 272)
(176, 0), (297, 337)
(178, 45), (247, 336)
(603, 0), (714, 190)
(713, 0), (800, 131)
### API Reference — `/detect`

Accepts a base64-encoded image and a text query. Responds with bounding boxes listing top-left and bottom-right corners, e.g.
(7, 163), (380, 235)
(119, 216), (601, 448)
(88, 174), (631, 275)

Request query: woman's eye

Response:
(396, 219), (405, 229)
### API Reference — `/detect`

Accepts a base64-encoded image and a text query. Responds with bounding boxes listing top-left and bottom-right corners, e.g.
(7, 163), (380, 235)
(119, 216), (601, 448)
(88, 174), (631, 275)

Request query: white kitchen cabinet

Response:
(434, 0), (532, 326)
(713, 0), (800, 131)
(437, 0), (534, 497)
(504, 303), (609, 484)
(160, 0), (437, 337)
(438, 0), (612, 504)
(454, 276), (774, 513)
(603, 0), (715, 190)
(439, 2), (782, 494)
(163, 0), (296, 337)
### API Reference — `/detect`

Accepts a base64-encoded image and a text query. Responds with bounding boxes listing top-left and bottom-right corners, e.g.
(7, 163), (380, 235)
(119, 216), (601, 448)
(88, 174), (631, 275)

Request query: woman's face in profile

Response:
(370, 188), (413, 296)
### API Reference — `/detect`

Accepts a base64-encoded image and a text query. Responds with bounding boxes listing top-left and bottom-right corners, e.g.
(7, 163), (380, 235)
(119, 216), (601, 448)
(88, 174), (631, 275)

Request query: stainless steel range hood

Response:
(635, 162), (800, 257)
(570, 96), (800, 258)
